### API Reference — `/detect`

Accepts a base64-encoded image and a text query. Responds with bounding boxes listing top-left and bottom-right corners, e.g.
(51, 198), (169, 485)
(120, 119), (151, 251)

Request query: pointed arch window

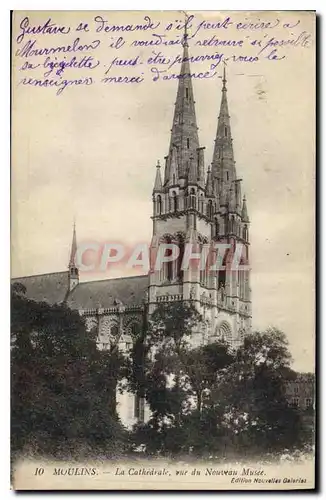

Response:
(224, 126), (228, 137)
(207, 199), (213, 219)
(230, 215), (235, 234)
(164, 236), (174, 282)
(218, 251), (228, 289)
(189, 188), (196, 209)
(176, 236), (185, 281)
(172, 191), (178, 212)
(215, 219), (219, 237)
(185, 88), (189, 99)
(187, 138), (190, 149)
(238, 268), (246, 299)
(243, 224), (248, 241)
(156, 195), (162, 215)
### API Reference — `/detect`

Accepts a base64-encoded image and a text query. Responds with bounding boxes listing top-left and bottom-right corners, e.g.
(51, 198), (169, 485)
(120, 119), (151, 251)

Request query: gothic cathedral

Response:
(12, 38), (252, 429)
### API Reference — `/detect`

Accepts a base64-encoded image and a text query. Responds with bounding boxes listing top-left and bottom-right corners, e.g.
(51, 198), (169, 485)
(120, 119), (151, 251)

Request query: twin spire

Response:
(153, 28), (249, 222)
(163, 22), (202, 184)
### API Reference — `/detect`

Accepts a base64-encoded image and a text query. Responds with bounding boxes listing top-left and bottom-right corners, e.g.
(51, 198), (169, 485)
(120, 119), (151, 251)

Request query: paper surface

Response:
(11, 10), (316, 491)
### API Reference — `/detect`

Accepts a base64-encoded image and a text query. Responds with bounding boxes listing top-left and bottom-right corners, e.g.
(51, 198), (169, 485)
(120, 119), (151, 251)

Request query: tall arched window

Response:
(218, 250), (227, 289)
(215, 219), (219, 238)
(207, 199), (213, 219)
(190, 188), (196, 209)
(187, 138), (190, 149)
(243, 224), (248, 241)
(224, 214), (229, 234)
(199, 193), (204, 213)
(172, 191), (178, 212)
(199, 242), (208, 286)
(156, 195), (162, 215)
(163, 236), (174, 282)
(176, 237), (185, 281)
(230, 215), (235, 233)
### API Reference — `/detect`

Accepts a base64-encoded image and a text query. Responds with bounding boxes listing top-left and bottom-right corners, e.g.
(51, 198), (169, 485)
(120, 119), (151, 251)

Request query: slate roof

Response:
(11, 271), (69, 305)
(67, 275), (149, 310)
(11, 271), (149, 311)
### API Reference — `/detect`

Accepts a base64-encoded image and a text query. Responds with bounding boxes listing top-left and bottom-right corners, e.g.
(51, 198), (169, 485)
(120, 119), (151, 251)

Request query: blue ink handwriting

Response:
(17, 17), (71, 44)
(15, 38), (101, 59)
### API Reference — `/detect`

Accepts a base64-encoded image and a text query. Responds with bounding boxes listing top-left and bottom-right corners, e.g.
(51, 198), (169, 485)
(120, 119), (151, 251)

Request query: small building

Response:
(285, 372), (315, 411)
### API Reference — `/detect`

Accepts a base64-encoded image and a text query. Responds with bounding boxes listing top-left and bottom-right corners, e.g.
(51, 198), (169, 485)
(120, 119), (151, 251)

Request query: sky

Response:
(11, 11), (315, 371)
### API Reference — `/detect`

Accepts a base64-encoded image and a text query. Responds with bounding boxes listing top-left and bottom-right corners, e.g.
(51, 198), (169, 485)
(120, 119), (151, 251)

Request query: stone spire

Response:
(164, 23), (201, 184)
(68, 221), (79, 292)
(153, 160), (163, 192)
(212, 65), (236, 193)
(241, 195), (249, 222)
(69, 220), (77, 267)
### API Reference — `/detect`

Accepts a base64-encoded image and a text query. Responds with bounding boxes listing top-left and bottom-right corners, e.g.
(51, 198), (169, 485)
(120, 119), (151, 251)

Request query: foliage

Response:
(127, 314), (313, 458)
(11, 285), (314, 461)
(11, 284), (127, 459)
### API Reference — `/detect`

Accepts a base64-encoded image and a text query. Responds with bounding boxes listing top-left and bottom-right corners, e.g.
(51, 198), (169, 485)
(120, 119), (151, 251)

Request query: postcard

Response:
(11, 10), (315, 490)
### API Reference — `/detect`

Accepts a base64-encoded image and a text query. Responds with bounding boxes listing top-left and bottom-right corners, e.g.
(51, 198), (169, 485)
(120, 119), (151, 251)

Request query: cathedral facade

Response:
(12, 38), (251, 429)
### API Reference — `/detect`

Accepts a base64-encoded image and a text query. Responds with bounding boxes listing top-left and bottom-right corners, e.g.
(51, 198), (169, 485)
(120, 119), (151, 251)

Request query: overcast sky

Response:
(12, 11), (315, 372)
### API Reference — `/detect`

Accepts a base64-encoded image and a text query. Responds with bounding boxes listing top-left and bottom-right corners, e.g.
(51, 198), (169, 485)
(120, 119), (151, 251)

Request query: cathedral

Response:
(12, 37), (251, 429)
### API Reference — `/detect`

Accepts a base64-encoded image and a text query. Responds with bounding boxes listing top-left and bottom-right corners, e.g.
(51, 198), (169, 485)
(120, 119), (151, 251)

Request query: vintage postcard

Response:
(11, 10), (316, 490)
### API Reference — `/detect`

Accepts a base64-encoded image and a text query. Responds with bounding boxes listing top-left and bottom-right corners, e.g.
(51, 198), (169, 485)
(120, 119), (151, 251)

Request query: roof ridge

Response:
(11, 270), (68, 280)
(78, 274), (148, 286)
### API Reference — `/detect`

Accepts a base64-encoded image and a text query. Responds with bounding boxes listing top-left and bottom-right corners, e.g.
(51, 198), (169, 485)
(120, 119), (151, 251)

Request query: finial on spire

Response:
(222, 61), (227, 91)
(153, 159), (163, 192)
(242, 194), (249, 222)
(182, 10), (189, 47)
(69, 220), (77, 268)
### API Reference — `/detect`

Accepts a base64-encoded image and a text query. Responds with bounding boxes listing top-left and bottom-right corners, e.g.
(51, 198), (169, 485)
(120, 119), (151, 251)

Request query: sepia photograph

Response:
(10, 10), (315, 490)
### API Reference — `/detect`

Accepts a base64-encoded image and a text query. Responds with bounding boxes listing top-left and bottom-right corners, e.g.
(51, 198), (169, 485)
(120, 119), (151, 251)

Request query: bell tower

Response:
(211, 66), (252, 345)
(148, 31), (211, 323)
(148, 43), (252, 346)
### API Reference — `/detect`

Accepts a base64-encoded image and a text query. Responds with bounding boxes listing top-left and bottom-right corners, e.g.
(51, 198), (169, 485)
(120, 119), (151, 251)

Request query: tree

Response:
(127, 302), (234, 456)
(215, 328), (305, 455)
(11, 284), (127, 459)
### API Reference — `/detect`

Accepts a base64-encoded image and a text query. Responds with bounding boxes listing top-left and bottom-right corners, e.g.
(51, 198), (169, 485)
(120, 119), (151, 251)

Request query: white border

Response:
(2, 2), (322, 498)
